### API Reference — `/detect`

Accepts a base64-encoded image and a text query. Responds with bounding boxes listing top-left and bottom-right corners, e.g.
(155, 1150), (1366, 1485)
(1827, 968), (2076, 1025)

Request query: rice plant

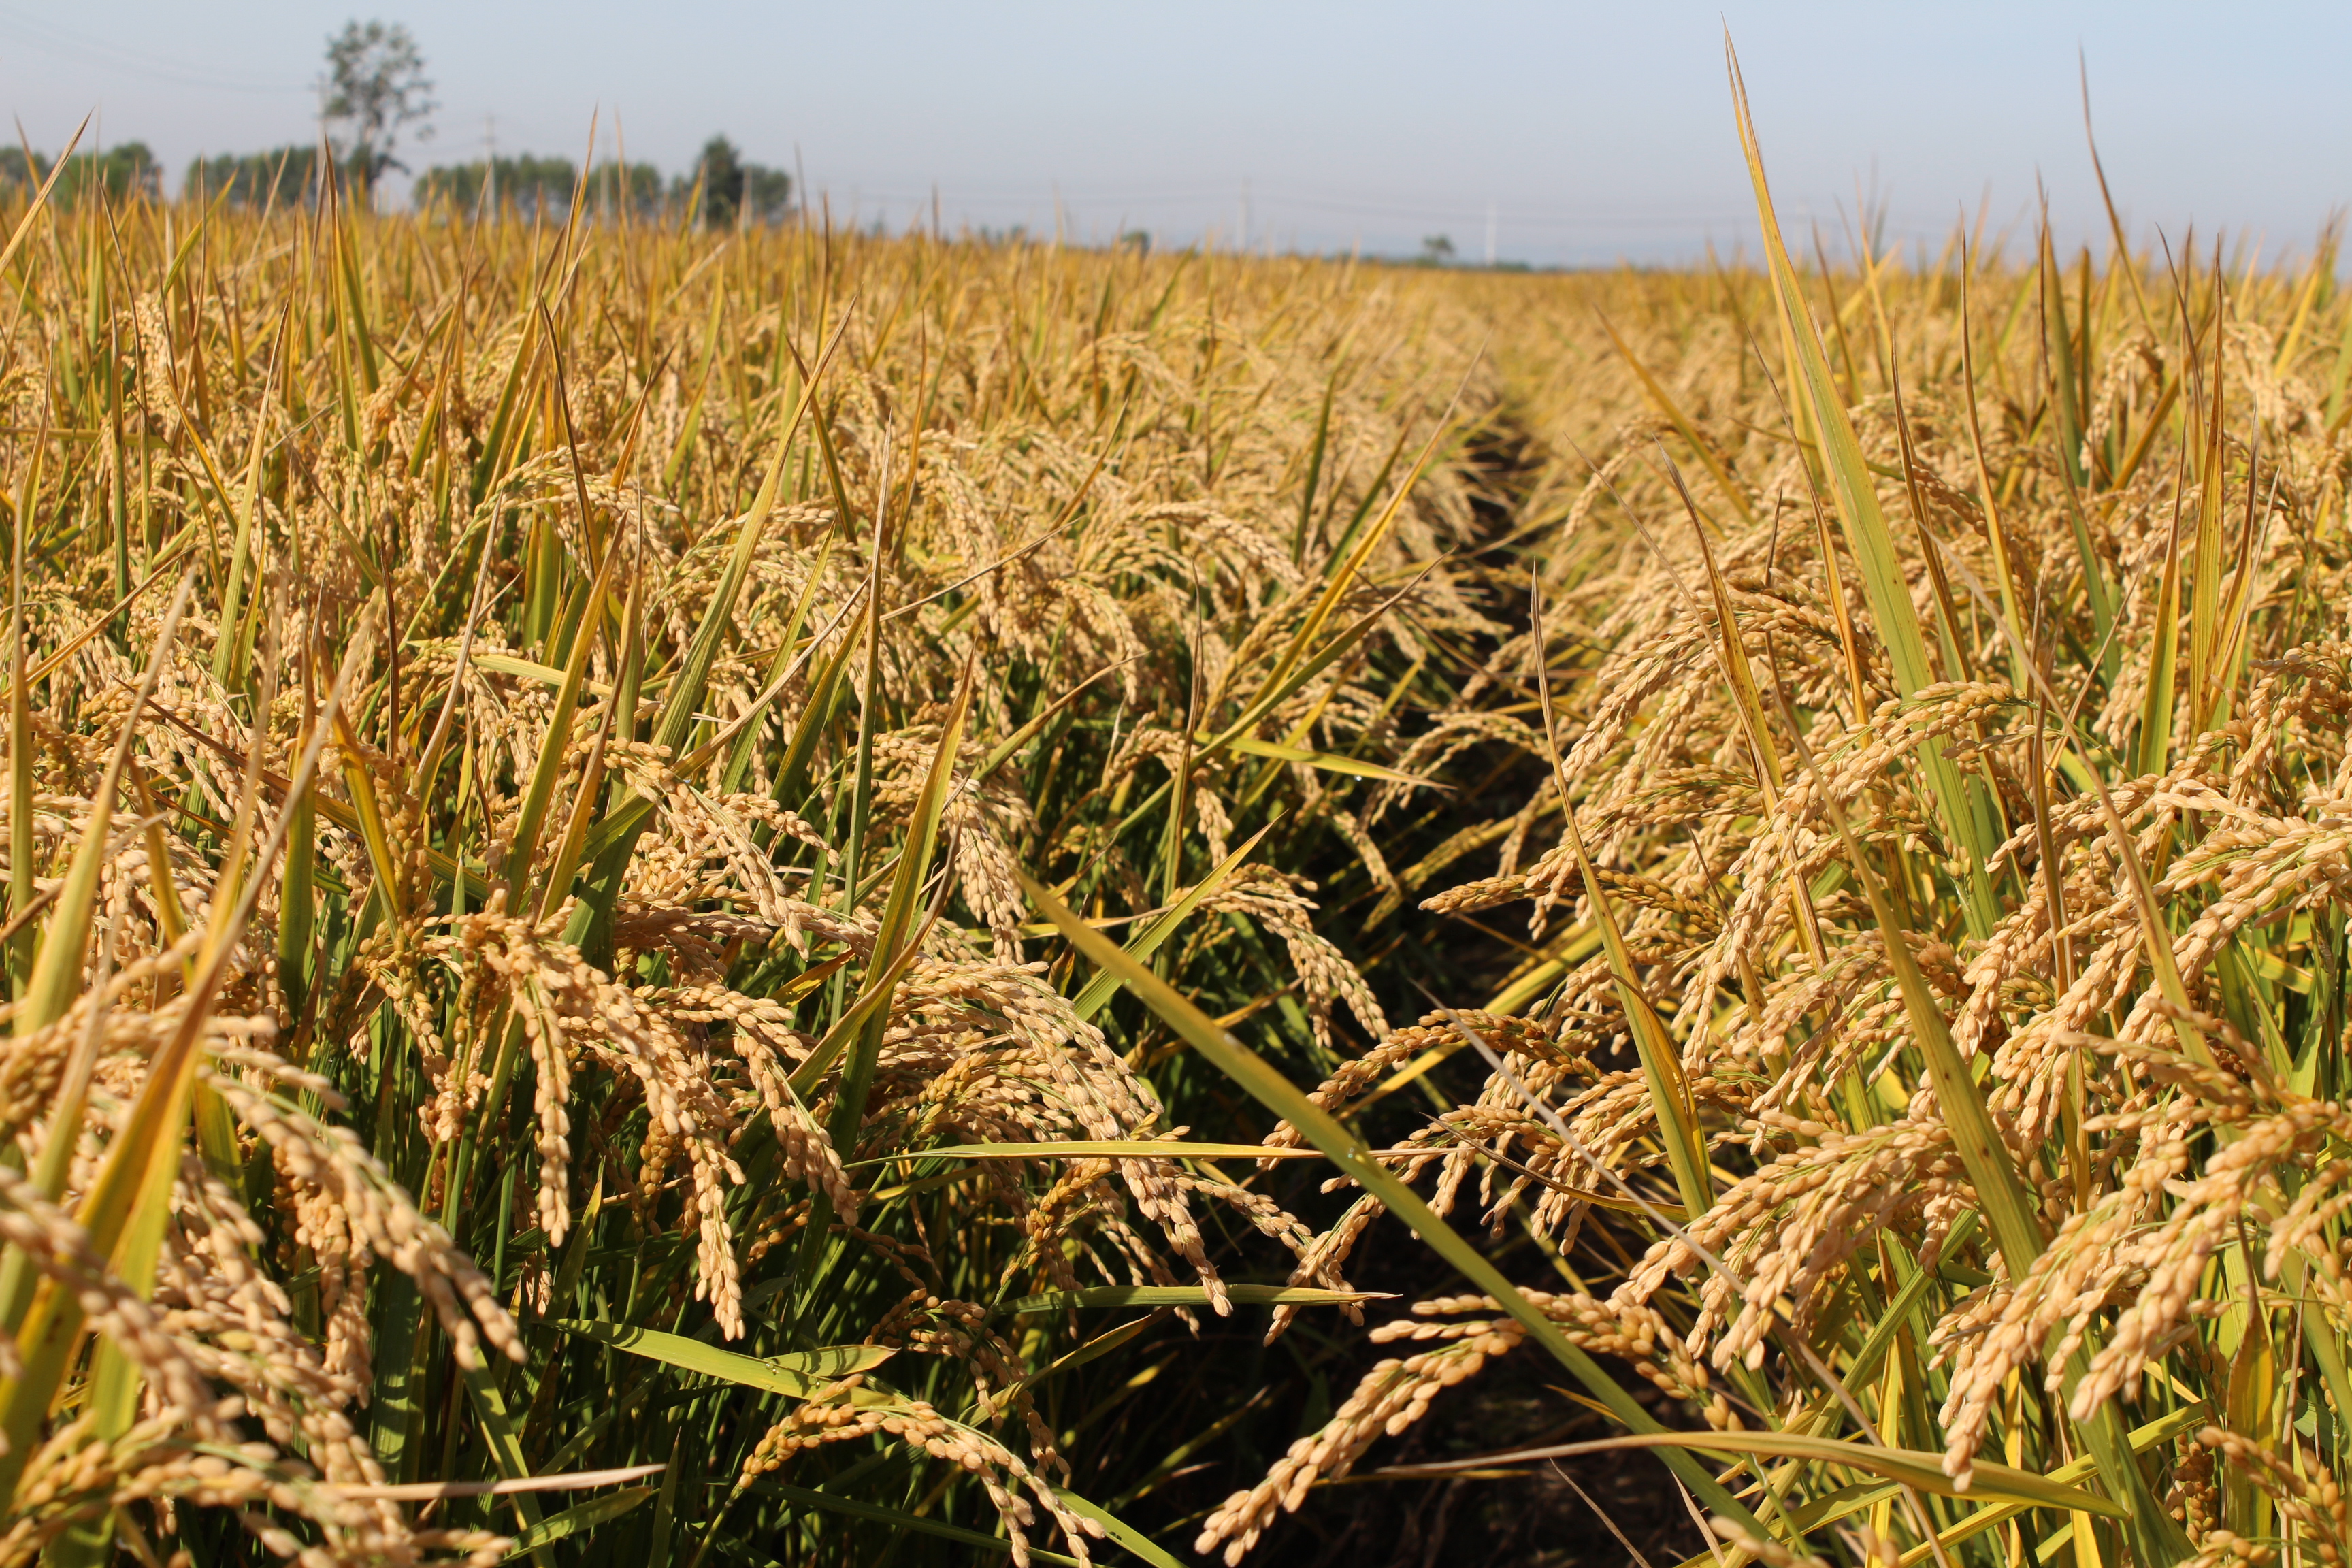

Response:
(0, 155), (1518, 1565)
(1188, 51), (2352, 1568)
(12, 46), (2352, 1568)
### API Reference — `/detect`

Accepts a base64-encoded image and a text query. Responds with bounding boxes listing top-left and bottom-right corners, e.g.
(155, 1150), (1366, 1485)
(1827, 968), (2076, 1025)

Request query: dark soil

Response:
(1082, 407), (1720, 1567)
(1123, 1192), (1720, 1568)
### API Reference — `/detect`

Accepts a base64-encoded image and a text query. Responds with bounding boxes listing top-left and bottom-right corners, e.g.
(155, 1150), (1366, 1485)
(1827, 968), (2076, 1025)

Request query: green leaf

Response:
(566, 318), (856, 963)
(1727, 49), (1998, 939)
(755, 1483), (1083, 1567)
(1596, 310), (1757, 527)
(1016, 868), (1773, 1538)
(2187, 293), (2230, 734)
(1196, 570), (1437, 768)
(1526, 580), (1711, 1219)
(2138, 478), (2185, 779)
(503, 536), (623, 906)
(0, 644), (354, 1509)
(1054, 1486), (1186, 1568)
(722, 531), (836, 795)
(1071, 819), (1278, 1022)
(1385, 1428), (2127, 1517)
(0, 117), (89, 283)
(1812, 785), (2187, 1559)
(1845, 1213), (1978, 1391)
(550, 1320), (893, 1399)
(460, 1361), (546, 1539)
(783, 923), (936, 1102)
(1222, 736), (1431, 784)
(1884, 1403), (2212, 1567)
(861, 1140), (1321, 1167)
(1256, 408), (1453, 706)
(508, 1486), (655, 1551)
(24, 576), (190, 1034)
(828, 672), (973, 1151)
(996, 1284), (1385, 1314)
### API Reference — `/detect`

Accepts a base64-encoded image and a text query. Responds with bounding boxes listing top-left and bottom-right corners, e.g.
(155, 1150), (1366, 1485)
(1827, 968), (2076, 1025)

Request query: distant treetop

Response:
(412, 135), (792, 226)
(323, 19), (435, 192)
(0, 143), (162, 204)
(413, 157), (662, 220)
(688, 136), (793, 229)
(184, 146), (332, 210)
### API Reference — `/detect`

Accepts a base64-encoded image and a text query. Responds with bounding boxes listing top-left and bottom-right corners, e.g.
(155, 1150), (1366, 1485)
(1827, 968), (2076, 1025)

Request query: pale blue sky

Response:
(4, 1), (2347, 266)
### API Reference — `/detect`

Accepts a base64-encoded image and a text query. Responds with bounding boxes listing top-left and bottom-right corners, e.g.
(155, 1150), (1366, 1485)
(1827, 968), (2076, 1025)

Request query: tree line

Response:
(3, 20), (791, 226)
(0, 138), (789, 227)
(0, 144), (164, 203)
(410, 139), (793, 225)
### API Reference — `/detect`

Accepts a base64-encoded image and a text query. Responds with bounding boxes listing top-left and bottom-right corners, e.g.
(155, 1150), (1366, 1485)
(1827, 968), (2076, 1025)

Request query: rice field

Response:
(1, 75), (2350, 1568)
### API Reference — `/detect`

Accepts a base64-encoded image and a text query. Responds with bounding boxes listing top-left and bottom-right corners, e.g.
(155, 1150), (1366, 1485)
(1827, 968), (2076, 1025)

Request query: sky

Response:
(3, 1), (2349, 268)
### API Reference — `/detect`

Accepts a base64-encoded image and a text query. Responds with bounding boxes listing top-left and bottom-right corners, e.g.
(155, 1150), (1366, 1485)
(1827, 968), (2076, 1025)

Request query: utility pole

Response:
(1486, 202), (1497, 267)
(1240, 178), (1251, 252)
(485, 114), (496, 213)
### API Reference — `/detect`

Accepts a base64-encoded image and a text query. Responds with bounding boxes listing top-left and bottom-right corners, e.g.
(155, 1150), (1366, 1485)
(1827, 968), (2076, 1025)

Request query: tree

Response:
(1, 144), (161, 204)
(691, 135), (744, 227)
(323, 20), (434, 193)
(414, 156), (664, 221)
(743, 163), (793, 225)
(1418, 233), (1456, 265)
(185, 146), (331, 209)
(684, 135), (792, 229)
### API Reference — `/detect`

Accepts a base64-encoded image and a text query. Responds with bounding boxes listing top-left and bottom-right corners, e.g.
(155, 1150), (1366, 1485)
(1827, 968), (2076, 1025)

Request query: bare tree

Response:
(323, 20), (434, 195)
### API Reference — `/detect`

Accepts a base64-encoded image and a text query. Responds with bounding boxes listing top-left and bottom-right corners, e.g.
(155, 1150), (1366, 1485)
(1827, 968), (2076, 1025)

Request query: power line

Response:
(0, 4), (307, 95)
